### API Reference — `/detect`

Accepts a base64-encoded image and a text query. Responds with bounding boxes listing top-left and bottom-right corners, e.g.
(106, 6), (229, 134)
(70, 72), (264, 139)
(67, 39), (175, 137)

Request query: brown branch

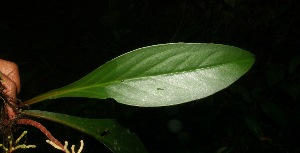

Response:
(16, 118), (65, 151)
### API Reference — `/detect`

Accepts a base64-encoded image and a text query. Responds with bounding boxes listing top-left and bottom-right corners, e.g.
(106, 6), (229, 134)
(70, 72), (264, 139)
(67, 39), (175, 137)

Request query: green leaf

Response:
(289, 56), (300, 74)
(21, 110), (148, 153)
(264, 64), (285, 86)
(261, 102), (288, 127)
(24, 43), (255, 107)
(244, 115), (263, 138)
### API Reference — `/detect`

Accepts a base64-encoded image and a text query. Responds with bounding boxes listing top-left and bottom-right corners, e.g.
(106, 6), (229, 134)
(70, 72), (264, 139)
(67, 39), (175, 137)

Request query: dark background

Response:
(0, 0), (299, 152)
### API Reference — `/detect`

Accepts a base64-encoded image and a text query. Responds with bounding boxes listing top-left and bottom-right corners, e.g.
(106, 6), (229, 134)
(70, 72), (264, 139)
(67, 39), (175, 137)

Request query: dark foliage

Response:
(0, 0), (299, 152)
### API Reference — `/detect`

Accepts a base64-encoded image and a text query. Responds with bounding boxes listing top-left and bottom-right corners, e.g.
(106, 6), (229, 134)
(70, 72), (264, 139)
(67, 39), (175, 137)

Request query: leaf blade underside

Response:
(24, 43), (255, 107)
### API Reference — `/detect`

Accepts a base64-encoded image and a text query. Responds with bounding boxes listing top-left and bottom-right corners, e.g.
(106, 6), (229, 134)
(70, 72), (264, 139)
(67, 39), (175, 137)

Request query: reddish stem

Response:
(5, 103), (16, 120)
(16, 118), (64, 151)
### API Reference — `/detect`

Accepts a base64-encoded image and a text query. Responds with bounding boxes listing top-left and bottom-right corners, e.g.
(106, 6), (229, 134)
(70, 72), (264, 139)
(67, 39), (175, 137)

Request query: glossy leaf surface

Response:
(24, 43), (255, 106)
(21, 110), (148, 153)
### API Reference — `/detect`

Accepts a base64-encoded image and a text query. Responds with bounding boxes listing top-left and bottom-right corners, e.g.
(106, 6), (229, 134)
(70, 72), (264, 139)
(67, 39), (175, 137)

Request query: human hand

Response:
(0, 59), (21, 119)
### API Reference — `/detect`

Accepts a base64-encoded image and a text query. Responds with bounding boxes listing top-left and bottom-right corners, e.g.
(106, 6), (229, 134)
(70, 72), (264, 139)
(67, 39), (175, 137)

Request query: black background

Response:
(1, 0), (299, 152)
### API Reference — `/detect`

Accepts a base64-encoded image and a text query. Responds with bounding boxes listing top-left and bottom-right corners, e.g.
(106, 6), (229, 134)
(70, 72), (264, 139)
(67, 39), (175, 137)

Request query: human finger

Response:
(0, 59), (21, 94)
(0, 71), (18, 99)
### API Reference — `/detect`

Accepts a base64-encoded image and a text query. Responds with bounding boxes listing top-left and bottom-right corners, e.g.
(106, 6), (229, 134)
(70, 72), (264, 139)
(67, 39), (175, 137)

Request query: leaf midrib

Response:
(24, 56), (252, 105)
(55, 57), (252, 94)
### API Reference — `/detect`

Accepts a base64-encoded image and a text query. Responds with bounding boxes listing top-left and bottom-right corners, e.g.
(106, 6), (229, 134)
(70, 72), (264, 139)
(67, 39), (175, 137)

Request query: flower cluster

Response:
(46, 139), (84, 153)
(0, 130), (84, 153)
(0, 131), (36, 153)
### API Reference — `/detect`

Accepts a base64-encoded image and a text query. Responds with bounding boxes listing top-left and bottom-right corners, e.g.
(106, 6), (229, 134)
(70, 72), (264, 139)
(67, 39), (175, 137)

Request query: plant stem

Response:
(16, 118), (64, 151)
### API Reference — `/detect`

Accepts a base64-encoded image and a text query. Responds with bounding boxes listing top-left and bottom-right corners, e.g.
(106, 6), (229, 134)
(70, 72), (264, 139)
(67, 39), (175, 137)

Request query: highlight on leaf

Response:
(24, 43), (255, 107)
